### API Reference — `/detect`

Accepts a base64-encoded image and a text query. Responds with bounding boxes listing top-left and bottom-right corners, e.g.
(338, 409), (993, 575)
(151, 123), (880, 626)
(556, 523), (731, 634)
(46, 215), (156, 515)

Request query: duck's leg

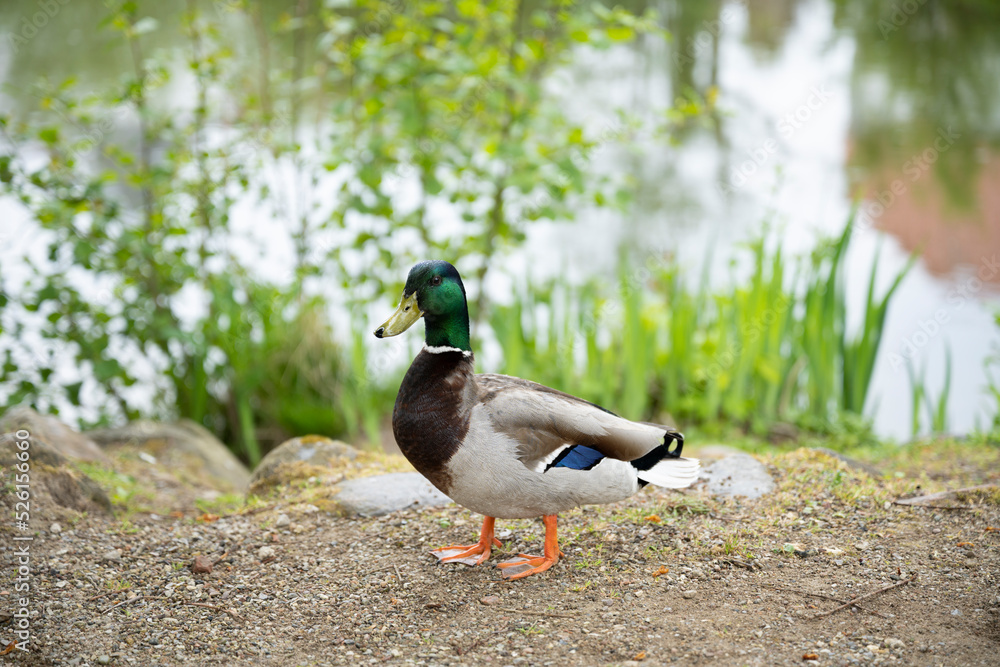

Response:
(497, 514), (563, 580)
(430, 516), (503, 566)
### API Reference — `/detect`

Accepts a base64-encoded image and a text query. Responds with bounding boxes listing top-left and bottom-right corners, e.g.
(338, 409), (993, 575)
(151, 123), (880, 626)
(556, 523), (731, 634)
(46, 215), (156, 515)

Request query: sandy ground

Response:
(3, 446), (999, 666)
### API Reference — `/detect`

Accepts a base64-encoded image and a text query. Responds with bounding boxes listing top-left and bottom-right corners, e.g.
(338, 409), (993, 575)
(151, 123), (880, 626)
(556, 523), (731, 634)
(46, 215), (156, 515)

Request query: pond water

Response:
(1, 0), (998, 439)
(523, 0), (1000, 439)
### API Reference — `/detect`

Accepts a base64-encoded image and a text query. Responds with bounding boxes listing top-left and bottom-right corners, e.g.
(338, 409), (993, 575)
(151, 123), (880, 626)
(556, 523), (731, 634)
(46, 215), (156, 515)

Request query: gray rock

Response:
(0, 405), (108, 463)
(87, 420), (250, 493)
(249, 435), (358, 493)
(258, 546), (276, 560)
(333, 472), (452, 517)
(0, 432), (111, 515)
(698, 454), (775, 499)
(102, 549), (122, 562)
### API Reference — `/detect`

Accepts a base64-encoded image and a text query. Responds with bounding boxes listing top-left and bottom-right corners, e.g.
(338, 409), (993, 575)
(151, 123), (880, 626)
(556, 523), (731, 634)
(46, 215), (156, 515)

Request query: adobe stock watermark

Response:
(4, 0), (72, 54)
(878, 0), (929, 40)
(853, 126), (960, 238)
(887, 252), (999, 372)
(718, 84), (833, 194)
(9, 429), (34, 653)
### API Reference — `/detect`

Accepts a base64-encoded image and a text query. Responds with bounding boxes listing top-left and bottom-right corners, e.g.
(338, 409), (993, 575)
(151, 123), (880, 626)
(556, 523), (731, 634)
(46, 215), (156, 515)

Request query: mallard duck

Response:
(374, 260), (699, 580)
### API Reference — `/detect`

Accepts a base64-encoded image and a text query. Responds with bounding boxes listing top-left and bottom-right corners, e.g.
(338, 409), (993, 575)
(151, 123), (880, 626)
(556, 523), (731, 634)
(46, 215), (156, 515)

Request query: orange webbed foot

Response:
(497, 554), (559, 580)
(496, 515), (561, 581)
(430, 517), (501, 566)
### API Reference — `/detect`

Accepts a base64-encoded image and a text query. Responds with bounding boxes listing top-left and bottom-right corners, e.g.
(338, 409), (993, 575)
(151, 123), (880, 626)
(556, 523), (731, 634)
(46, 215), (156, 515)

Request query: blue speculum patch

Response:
(548, 445), (604, 471)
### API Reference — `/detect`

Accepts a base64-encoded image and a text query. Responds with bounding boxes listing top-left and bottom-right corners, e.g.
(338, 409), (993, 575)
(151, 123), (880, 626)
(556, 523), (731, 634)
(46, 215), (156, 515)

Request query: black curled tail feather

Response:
(664, 430), (684, 457)
(630, 431), (684, 471)
(630, 431), (685, 488)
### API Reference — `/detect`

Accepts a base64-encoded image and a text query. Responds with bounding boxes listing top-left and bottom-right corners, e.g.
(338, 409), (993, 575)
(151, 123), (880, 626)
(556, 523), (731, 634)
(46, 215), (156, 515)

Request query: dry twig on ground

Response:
(811, 575), (917, 619)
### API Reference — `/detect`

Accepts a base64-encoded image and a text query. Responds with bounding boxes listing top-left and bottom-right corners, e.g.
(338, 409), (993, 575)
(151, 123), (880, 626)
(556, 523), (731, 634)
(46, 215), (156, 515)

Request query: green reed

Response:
(906, 344), (953, 437)
(487, 218), (914, 433)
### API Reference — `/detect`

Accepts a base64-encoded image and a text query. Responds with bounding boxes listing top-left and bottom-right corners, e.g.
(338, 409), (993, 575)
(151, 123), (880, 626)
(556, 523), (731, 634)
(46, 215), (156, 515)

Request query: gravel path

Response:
(3, 448), (999, 666)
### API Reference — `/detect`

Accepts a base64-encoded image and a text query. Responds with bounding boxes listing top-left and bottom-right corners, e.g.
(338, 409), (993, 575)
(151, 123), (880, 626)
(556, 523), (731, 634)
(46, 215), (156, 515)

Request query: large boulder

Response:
(86, 420), (250, 493)
(249, 435), (358, 494)
(0, 405), (108, 463)
(331, 472), (452, 517)
(698, 453), (775, 499)
(0, 432), (111, 519)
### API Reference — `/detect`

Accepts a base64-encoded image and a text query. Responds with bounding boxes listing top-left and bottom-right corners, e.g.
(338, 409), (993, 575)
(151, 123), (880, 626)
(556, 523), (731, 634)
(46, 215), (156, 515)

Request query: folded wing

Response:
(476, 373), (684, 472)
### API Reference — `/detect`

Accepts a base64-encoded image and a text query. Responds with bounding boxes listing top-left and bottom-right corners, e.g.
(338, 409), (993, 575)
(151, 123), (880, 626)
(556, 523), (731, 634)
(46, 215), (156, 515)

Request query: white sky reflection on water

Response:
(515, 0), (1000, 439)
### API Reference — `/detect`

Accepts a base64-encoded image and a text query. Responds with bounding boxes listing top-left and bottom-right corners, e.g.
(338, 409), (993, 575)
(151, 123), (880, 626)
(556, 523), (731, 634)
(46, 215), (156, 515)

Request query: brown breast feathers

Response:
(391, 349), (475, 494)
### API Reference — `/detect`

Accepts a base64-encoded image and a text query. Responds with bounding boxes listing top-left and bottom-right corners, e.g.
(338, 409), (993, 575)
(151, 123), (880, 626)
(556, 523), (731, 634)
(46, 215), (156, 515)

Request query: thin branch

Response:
(810, 575), (917, 620)
(762, 584), (889, 618)
(101, 597), (137, 614)
(894, 485), (995, 507)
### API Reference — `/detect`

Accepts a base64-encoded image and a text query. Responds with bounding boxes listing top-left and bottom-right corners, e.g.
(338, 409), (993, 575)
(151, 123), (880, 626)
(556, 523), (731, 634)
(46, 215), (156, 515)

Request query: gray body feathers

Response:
(392, 350), (699, 520)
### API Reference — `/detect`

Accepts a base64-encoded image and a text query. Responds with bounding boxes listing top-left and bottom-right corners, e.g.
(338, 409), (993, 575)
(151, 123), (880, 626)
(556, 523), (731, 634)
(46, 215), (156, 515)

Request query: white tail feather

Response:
(636, 457), (700, 489)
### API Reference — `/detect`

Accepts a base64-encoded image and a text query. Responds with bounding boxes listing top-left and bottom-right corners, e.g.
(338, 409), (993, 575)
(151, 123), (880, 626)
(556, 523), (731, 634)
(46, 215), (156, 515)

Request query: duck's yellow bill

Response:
(374, 292), (422, 338)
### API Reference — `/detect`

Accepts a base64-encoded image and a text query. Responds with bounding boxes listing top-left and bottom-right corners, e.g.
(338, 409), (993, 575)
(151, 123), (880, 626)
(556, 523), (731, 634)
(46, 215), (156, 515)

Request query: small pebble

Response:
(191, 555), (214, 574)
(50, 522), (62, 534)
(885, 638), (904, 650)
(480, 595), (501, 605)
(102, 549), (122, 562)
(97, 656), (111, 665)
(275, 514), (291, 528)
(682, 590), (696, 599)
(258, 546), (276, 560)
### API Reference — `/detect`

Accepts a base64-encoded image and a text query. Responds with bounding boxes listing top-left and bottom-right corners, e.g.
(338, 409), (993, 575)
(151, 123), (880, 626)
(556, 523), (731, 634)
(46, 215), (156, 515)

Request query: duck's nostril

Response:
(374, 327), (384, 338)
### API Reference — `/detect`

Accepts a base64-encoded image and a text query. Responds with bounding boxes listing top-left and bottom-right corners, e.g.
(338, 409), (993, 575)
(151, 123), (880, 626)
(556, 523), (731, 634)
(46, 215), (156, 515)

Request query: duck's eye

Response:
(430, 276), (442, 286)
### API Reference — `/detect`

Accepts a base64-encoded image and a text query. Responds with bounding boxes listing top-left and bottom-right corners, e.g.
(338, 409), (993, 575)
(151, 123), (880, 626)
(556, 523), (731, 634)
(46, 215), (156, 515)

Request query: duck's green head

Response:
(374, 260), (471, 352)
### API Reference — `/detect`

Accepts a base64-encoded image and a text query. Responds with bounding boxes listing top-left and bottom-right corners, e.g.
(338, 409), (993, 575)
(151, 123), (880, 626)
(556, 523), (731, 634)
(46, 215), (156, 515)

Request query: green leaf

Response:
(93, 359), (123, 383)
